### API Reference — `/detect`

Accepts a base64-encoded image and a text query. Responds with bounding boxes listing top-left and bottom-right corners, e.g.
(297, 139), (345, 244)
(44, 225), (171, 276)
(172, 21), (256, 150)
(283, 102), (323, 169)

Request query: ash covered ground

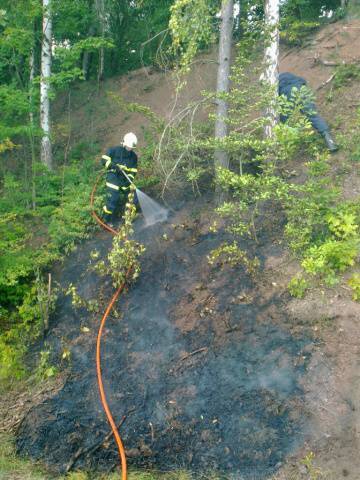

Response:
(17, 197), (313, 478)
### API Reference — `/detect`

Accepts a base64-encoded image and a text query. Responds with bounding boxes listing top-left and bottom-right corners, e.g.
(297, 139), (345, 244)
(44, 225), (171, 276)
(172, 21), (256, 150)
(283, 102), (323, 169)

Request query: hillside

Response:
(1, 17), (360, 480)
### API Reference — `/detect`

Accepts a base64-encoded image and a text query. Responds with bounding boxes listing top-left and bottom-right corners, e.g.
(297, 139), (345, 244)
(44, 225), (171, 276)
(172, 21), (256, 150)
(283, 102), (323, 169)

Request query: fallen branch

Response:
(310, 56), (340, 67)
(179, 347), (208, 363)
(65, 409), (135, 473)
(316, 73), (336, 91)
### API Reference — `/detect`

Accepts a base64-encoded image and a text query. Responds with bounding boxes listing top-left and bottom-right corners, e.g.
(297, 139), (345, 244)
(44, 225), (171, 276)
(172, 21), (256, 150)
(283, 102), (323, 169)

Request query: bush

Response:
(0, 157), (98, 382)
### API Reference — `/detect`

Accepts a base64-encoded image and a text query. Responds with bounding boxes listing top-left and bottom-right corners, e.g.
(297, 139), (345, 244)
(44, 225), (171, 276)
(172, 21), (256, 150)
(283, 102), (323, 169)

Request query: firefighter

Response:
(101, 132), (138, 225)
(279, 72), (338, 152)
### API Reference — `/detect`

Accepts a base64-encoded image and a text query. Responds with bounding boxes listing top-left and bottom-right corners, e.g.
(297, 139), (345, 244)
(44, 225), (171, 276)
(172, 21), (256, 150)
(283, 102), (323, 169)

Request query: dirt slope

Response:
(12, 18), (360, 480)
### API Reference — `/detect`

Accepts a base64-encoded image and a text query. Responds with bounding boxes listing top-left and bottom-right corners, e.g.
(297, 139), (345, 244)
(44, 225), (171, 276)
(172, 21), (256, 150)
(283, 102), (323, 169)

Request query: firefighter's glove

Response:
(101, 155), (112, 169)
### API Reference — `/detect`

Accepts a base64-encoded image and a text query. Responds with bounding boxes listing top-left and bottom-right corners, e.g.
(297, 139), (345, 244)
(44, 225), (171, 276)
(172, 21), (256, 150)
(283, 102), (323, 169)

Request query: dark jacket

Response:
(278, 72), (307, 99)
(102, 145), (138, 189)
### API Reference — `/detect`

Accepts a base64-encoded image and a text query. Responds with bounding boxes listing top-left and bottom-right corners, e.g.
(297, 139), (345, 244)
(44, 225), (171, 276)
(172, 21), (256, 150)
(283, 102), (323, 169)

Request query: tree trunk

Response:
(40, 0), (53, 170)
(82, 25), (96, 80)
(96, 0), (105, 82)
(263, 0), (280, 139)
(346, 0), (360, 18)
(29, 46), (37, 208)
(214, 0), (234, 171)
(29, 48), (35, 126)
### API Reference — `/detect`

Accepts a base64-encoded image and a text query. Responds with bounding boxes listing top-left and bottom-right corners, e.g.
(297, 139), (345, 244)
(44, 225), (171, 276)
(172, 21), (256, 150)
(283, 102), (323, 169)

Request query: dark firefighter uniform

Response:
(101, 145), (138, 222)
(279, 72), (338, 151)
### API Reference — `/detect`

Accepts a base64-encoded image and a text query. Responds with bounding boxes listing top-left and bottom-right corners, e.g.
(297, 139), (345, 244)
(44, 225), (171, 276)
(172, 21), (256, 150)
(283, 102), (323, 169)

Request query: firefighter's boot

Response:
(322, 131), (338, 153)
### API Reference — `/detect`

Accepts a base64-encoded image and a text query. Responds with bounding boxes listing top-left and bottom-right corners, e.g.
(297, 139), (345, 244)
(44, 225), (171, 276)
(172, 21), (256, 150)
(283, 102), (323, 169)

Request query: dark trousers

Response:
(106, 187), (122, 214)
(281, 100), (328, 134)
(302, 102), (328, 134)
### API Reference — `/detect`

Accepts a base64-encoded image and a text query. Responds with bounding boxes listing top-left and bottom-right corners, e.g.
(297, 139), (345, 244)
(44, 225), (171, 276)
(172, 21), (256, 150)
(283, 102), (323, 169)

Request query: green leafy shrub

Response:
(0, 157), (99, 382)
(280, 19), (320, 46)
(334, 64), (360, 89)
(288, 276), (310, 299)
(302, 239), (358, 285)
(108, 188), (146, 287)
(35, 349), (58, 380)
(348, 274), (360, 301)
(208, 241), (259, 277)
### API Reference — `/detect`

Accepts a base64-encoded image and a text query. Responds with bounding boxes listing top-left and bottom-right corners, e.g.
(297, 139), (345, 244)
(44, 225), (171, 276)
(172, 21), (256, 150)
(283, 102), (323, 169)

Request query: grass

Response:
(0, 434), (48, 480)
(0, 435), (196, 480)
(0, 432), (329, 480)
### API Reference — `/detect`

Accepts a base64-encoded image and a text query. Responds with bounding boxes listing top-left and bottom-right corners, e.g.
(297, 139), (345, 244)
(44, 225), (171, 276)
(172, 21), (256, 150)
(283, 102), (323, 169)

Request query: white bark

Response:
(29, 47), (35, 126)
(263, 0), (280, 139)
(214, 0), (234, 170)
(96, 0), (105, 81)
(40, 0), (53, 170)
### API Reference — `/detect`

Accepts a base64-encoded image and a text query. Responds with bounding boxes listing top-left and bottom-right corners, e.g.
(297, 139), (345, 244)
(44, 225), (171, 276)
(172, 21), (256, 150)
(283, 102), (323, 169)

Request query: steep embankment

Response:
(8, 18), (360, 480)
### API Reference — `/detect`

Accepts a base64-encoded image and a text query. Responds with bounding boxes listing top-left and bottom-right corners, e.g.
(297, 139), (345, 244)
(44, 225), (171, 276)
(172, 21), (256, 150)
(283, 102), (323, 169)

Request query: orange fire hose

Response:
(91, 171), (129, 480)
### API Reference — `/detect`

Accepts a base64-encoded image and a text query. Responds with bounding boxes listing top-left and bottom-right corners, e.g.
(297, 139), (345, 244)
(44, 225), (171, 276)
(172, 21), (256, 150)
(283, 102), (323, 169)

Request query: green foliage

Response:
(66, 283), (99, 313)
(280, 19), (320, 46)
(169, 0), (217, 72)
(208, 241), (260, 276)
(0, 272), (57, 382)
(105, 1), (173, 74)
(109, 92), (212, 193)
(280, 0), (342, 46)
(288, 275), (310, 298)
(348, 273), (360, 301)
(108, 188), (146, 287)
(333, 64), (360, 89)
(35, 348), (58, 380)
(0, 433), (48, 479)
(208, 19), (359, 298)
(286, 161), (360, 286)
(0, 156), (98, 382)
(337, 107), (360, 162)
(0, 332), (27, 381)
(302, 239), (358, 284)
(52, 37), (115, 89)
(301, 451), (323, 480)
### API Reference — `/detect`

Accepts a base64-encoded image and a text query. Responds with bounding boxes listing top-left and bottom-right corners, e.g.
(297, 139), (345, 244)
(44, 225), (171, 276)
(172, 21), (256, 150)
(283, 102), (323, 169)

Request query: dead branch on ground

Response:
(316, 73), (336, 90)
(65, 409), (135, 473)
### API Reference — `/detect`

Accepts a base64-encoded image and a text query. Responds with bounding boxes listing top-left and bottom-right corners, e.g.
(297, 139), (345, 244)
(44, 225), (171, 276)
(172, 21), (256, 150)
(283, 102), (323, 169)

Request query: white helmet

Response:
(123, 132), (137, 149)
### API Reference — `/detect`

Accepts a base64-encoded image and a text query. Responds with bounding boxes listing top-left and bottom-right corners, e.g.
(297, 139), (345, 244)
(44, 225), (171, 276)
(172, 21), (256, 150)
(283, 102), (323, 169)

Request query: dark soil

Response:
(16, 196), (314, 478)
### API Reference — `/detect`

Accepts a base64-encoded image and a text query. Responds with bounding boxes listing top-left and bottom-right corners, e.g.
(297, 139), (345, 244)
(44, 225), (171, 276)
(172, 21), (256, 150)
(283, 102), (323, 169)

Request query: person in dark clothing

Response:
(278, 72), (338, 152)
(101, 132), (138, 225)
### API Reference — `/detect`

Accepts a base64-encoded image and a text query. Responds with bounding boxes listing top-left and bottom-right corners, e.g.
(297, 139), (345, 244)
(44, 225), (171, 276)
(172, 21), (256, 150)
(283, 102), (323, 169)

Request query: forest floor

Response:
(1, 18), (360, 480)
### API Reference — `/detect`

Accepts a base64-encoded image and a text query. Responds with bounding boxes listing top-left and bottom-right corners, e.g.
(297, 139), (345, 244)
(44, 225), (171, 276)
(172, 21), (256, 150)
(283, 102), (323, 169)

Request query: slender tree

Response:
(95, 0), (106, 82)
(214, 0), (234, 170)
(263, 0), (280, 139)
(40, 0), (53, 170)
(346, 0), (360, 17)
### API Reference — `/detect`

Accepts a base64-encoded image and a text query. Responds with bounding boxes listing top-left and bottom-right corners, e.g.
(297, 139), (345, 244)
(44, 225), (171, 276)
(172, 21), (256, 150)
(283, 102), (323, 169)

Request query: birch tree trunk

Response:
(29, 48), (35, 126)
(263, 0), (280, 139)
(214, 0), (234, 171)
(40, 0), (53, 170)
(96, 0), (105, 82)
(29, 46), (37, 208)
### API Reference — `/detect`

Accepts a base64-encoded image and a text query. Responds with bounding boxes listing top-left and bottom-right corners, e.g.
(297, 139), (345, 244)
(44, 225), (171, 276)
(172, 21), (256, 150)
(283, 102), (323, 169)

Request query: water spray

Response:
(120, 169), (168, 227)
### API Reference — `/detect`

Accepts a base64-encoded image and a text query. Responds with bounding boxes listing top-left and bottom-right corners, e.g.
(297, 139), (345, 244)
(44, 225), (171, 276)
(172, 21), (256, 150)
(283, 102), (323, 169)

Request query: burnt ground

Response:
(16, 196), (315, 479)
